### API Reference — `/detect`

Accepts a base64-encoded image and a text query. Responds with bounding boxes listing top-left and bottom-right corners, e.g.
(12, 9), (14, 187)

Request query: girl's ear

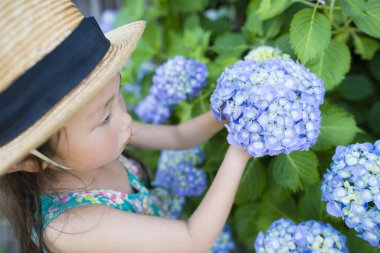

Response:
(7, 155), (42, 174)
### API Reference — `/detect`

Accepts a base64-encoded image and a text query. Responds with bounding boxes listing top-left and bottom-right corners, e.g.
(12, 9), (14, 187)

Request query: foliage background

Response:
(117, 0), (380, 252)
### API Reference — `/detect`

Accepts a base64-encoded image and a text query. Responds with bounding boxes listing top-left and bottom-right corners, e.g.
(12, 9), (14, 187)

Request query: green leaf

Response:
(369, 52), (380, 81)
(212, 32), (248, 57)
(174, 101), (193, 123)
(337, 75), (375, 101)
(338, 0), (367, 17)
(257, 0), (292, 20)
(203, 130), (229, 173)
(262, 15), (283, 39)
(274, 33), (295, 58)
(234, 202), (259, 245)
(369, 102), (380, 134)
(169, 0), (207, 14)
(306, 41), (351, 91)
(340, 0), (380, 39)
(270, 150), (319, 191)
(346, 229), (380, 253)
(114, 0), (145, 27)
(235, 159), (267, 205)
(242, 0), (264, 37)
(290, 8), (331, 63)
(313, 103), (360, 150)
(355, 0), (380, 39)
(298, 183), (327, 221)
(353, 34), (380, 60)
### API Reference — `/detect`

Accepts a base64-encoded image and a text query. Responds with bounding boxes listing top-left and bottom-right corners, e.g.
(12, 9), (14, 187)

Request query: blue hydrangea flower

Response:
(254, 218), (302, 253)
(207, 224), (236, 253)
(210, 58), (325, 157)
(152, 147), (207, 197)
(151, 187), (186, 219)
(134, 94), (171, 124)
(244, 46), (290, 62)
(150, 56), (208, 105)
(294, 220), (348, 252)
(321, 141), (380, 247)
(254, 219), (348, 252)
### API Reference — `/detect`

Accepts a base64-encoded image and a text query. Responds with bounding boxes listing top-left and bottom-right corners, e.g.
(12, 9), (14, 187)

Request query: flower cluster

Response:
(210, 58), (325, 157)
(321, 141), (380, 247)
(244, 46), (290, 62)
(254, 218), (348, 253)
(207, 224), (236, 253)
(134, 95), (171, 124)
(152, 147), (207, 197)
(135, 56), (208, 124)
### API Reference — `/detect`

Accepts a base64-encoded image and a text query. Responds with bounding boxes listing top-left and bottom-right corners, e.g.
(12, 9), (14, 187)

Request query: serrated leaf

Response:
(290, 8), (331, 63)
(353, 34), (380, 60)
(369, 102), (380, 134)
(313, 103), (360, 150)
(235, 159), (267, 205)
(212, 32), (247, 57)
(338, 0), (367, 17)
(337, 75), (375, 101)
(340, 0), (380, 39)
(270, 150), (319, 191)
(306, 41), (351, 91)
(257, 0), (292, 20)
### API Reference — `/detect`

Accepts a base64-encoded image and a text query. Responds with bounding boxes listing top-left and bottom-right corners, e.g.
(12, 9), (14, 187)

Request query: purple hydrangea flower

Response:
(210, 58), (325, 157)
(152, 147), (207, 197)
(254, 219), (348, 252)
(208, 224), (236, 253)
(150, 56), (208, 105)
(134, 94), (171, 124)
(321, 141), (380, 247)
(244, 46), (290, 62)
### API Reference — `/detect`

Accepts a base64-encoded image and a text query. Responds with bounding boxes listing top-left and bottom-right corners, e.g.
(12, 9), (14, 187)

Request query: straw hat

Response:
(0, 0), (145, 175)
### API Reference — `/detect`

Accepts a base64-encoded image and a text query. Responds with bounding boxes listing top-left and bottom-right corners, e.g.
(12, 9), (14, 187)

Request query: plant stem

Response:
(329, 0), (336, 21)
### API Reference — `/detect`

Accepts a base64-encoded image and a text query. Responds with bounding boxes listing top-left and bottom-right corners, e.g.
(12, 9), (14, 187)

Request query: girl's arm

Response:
(129, 111), (227, 150)
(44, 145), (251, 253)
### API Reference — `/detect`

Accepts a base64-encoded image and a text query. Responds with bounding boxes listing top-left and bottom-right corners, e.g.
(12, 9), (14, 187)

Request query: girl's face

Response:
(50, 73), (132, 171)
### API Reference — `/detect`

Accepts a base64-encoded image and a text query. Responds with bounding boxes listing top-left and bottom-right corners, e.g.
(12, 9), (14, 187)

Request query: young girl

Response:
(0, 1), (251, 253)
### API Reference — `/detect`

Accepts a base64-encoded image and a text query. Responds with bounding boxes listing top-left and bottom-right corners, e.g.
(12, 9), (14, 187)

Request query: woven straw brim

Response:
(0, 21), (145, 175)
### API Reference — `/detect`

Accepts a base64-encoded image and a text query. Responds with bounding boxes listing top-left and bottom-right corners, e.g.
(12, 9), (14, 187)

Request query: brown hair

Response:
(0, 128), (150, 253)
(0, 133), (61, 253)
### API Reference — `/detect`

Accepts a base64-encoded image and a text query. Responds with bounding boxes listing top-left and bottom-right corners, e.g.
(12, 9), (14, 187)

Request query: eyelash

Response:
(100, 113), (112, 126)
(99, 87), (122, 126)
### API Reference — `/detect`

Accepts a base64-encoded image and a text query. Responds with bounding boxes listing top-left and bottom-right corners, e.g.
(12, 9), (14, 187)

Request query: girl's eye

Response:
(100, 113), (111, 126)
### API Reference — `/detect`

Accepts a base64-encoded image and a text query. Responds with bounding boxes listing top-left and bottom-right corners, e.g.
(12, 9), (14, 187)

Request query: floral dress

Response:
(40, 155), (183, 230)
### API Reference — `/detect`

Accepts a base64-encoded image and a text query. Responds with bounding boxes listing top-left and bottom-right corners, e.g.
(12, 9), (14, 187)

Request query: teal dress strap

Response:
(39, 155), (166, 230)
(40, 168), (142, 229)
